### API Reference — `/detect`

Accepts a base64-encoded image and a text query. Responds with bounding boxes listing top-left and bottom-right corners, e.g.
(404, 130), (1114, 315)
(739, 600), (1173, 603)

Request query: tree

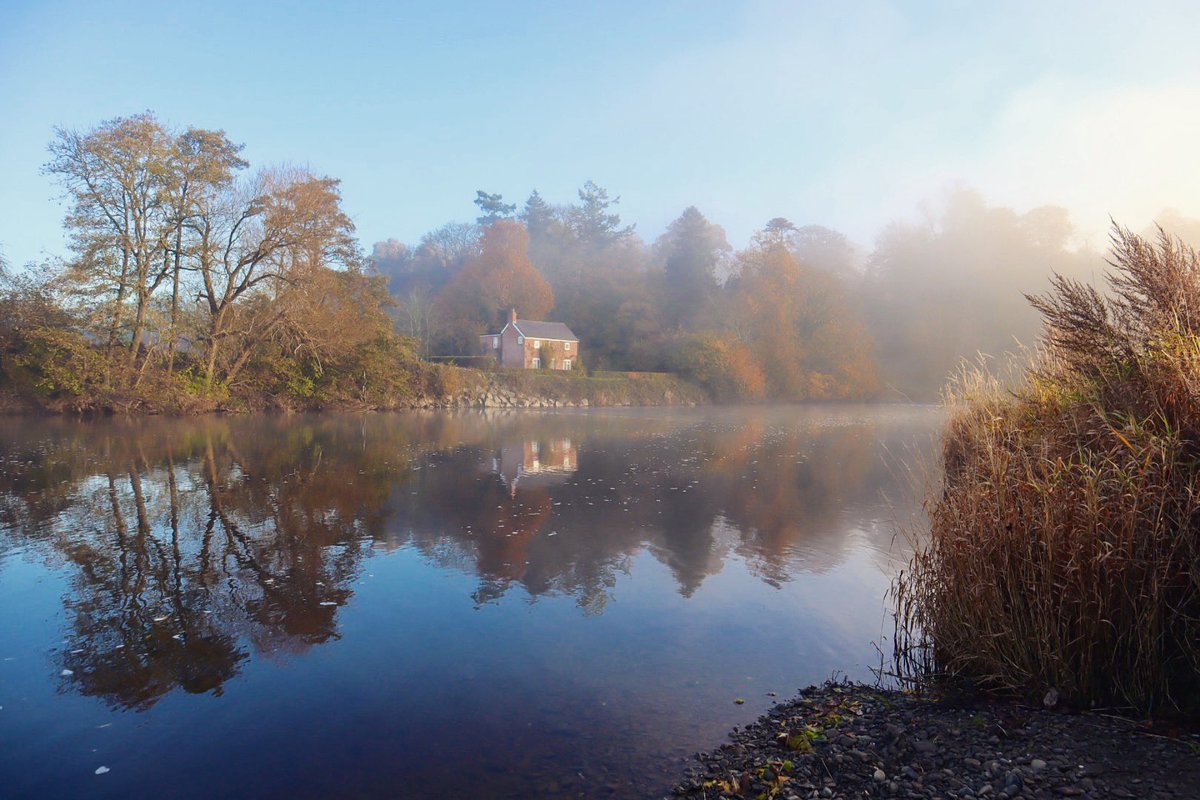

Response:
(755, 217), (797, 248)
(191, 167), (358, 389)
(369, 238), (412, 287)
(655, 206), (729, 330)
(434, 220), (554, 353)
(672, 332), (766, 402)
(731, 237), (877, 399)
(520, 190), (556, 240)
(45, 113), (175, 361)
(567, 180), (633, 248)
(789, 225), (862, 277)
(417, 222), (481, 272)
(393, 285), (439, 356)
(163, 128), (247, 370)
(473, 191), (516, 226)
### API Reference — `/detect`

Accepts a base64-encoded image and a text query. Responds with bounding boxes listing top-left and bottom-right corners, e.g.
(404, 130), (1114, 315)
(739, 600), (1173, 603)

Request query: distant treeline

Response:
(378, 186), (1150, 401)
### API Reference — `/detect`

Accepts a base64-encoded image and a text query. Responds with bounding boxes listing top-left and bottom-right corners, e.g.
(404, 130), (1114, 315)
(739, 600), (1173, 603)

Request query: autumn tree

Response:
(672, 332), (766, 402)
(191, 167), (358, 390)
(731, 237), (877, 399)
(163, 128), (246, 370)
(434, 220), (554, 354)
(45, 113), (175, 359)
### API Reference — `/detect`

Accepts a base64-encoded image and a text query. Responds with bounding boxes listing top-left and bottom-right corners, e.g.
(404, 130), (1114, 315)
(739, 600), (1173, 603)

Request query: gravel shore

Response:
(667, 684), (1200, 799)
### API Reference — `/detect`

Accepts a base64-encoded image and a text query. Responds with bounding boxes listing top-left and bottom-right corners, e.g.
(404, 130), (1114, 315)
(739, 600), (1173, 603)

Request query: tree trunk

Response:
(108, 247), (130, 352)
(167, 224), (183, 373)
(129, 286), (148, 366)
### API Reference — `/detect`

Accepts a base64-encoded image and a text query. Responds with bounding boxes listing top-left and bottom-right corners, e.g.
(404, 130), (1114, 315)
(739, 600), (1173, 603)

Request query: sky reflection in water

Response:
(0, 405), (939, 799)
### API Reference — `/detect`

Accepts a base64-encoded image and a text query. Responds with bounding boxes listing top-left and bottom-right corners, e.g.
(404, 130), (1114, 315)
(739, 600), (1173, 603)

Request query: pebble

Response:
(669, 682), (1200, 800)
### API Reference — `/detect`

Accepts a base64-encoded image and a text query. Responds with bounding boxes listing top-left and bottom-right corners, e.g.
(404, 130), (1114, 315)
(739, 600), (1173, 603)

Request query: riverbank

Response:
(668, 683), (1200, 799)
(415, 366), (708, 409)
(0, 364), (709, 415)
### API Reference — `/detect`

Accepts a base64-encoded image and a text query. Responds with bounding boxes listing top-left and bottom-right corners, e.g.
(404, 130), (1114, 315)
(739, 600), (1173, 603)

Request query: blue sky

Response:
(2, 0), (1199, 267)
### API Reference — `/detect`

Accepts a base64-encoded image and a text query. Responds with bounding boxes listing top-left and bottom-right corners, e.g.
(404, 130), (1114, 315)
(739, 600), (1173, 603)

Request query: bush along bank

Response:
(894, 225), (1200, 717)
(668, 683), (1200, 799)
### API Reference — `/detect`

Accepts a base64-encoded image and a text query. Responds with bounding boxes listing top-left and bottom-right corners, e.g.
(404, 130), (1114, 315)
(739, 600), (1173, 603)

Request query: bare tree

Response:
(394, 285), (439, 355)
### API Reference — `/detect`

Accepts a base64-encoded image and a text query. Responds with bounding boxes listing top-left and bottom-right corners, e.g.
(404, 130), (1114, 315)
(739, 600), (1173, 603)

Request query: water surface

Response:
(0, 405), (938, 798)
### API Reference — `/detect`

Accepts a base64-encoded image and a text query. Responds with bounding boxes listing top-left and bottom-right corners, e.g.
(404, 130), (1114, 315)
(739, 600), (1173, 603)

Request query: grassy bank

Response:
(894, 226), (1200, 716)
(0, 360), (709, 415)
(418, 365), (708, 408)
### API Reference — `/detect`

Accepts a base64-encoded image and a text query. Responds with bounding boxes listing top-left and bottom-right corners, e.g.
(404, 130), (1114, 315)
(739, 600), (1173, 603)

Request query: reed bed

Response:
(894, 226), (1200, 716)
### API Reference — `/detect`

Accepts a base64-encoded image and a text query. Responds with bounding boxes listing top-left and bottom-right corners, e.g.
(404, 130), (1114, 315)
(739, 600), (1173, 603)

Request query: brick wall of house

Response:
(523, 338), (577, 370)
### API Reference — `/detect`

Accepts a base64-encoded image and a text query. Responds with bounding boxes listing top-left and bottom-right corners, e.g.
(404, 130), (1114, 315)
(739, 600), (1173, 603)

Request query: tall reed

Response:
(894, 225), (1200, 716)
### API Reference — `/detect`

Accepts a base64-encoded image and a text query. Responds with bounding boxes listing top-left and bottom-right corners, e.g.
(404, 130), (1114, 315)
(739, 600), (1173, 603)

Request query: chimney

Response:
(510, 308), (517, 324)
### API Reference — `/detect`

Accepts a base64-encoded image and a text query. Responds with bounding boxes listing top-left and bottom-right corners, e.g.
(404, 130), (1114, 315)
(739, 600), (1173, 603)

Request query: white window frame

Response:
(532, 339), (540, 348)
(531, 357), (541, 368)
(563, 359), (572, 370)
(492, 336), (499, 349)
(564, 341), (571, 351)
(517, 335), (524, 345)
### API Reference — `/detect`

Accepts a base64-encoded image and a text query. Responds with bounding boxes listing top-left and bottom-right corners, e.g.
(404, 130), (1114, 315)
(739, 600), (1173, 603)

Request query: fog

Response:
(372, 184), (1200, 399)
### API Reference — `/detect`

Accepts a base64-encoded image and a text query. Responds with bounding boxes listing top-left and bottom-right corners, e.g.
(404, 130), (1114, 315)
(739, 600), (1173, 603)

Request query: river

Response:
(0, 405), (940, 798)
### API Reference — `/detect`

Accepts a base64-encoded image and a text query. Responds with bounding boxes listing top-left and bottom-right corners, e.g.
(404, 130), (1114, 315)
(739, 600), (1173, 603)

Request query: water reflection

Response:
(0, 408), (930, 716)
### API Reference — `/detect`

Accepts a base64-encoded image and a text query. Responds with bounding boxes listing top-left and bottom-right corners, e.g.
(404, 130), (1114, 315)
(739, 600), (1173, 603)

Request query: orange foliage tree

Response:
(731, 243), (878, 400)
(434, 220), (554, 354)
(671, 332), (767, 402)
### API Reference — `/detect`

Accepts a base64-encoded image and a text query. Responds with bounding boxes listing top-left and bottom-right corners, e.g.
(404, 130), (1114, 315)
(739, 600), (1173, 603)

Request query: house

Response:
(479, 309), (579, 370)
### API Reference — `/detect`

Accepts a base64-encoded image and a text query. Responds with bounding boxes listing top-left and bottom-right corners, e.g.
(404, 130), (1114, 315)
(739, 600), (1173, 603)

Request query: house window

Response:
(532, 339), (540, 348)
(563, 359), (572, 370)
(517, 335), (524, 345)
(564, 341), (571, 351)
(492, 336), (499, 349)
(531, 357), (541, 368)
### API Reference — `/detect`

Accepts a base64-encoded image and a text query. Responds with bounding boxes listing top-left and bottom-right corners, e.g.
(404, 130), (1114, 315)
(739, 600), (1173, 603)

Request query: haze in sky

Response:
(2, 0), (1199, 267)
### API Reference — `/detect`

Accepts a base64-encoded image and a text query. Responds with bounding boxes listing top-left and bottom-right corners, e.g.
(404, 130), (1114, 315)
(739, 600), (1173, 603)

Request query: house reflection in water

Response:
(491, 438), (577, 496)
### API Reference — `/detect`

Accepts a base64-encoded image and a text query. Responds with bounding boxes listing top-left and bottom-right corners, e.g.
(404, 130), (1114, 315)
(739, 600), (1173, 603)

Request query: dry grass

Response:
(893, 225), (1200, 716)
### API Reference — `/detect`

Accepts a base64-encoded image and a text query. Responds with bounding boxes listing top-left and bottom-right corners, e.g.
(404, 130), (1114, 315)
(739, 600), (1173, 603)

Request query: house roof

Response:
(508, 319), (578, 342)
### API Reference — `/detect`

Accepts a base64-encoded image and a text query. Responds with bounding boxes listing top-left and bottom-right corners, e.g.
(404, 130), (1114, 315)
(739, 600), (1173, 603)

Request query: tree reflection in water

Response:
(0, 407), (929, 711)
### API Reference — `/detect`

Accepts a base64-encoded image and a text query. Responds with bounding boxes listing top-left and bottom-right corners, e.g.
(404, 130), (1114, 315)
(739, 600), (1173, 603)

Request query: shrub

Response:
(672, 332), (767, 402)
(894, 225), (1200, 716)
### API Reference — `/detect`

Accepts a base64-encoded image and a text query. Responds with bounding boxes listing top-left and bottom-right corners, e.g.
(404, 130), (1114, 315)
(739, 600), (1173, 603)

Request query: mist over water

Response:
(0, 405), (937, 799)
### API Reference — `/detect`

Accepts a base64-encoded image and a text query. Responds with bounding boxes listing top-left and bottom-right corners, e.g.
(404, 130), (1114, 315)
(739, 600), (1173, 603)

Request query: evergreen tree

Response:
(656, 206), (729, 330)
(567, 180), (633, 247)
(520, 190), (556, 240)
(473, 190), (516, 226)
